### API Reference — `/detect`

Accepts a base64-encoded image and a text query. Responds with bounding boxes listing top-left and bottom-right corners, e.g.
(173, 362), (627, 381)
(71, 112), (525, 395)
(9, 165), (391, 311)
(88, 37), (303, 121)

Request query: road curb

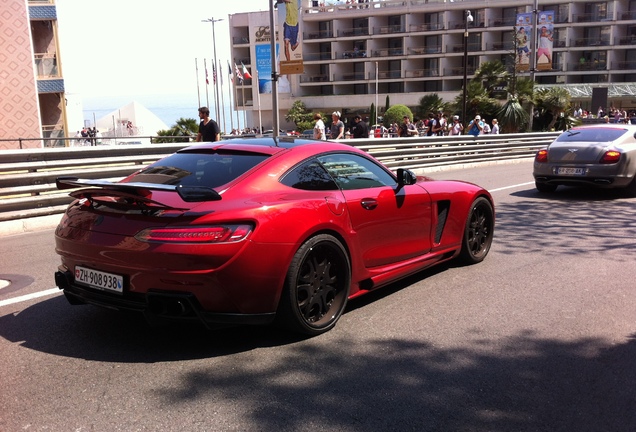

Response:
(1, 214), (61, 236)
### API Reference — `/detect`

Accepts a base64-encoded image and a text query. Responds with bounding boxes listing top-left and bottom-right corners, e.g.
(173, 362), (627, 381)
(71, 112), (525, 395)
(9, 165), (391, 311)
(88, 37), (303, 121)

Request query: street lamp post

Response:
(202, 18), (223, 125)
(461, 10), (474, 128)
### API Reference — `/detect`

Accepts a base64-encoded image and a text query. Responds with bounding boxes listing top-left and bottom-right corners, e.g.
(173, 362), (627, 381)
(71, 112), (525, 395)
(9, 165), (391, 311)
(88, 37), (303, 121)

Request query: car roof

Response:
(179, 138), (368, 155)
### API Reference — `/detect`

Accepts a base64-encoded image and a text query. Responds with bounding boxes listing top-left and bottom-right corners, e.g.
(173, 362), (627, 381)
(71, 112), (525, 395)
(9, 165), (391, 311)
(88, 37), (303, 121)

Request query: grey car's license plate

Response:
(556, 167), (585, 175)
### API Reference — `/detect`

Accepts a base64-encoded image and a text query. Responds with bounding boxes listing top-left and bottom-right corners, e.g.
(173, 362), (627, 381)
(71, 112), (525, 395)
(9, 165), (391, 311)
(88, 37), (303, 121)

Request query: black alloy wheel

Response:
(458, 197), (494, 265)
(277, 234), (351, 336)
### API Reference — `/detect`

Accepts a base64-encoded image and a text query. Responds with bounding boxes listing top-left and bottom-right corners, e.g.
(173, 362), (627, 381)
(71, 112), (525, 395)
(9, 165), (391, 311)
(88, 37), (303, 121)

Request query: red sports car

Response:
(54, 138), (494, 335)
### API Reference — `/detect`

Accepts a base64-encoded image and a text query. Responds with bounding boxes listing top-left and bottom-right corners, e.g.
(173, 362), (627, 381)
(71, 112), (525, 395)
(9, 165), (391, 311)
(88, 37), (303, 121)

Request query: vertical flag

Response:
(234, 63), (244, 84)
(204, 59), (209, 85)
(212, 61), (217, 84)
(241, 62), (252, 80)
(219, 59), (223, 86)
(228, 60), (233, 83)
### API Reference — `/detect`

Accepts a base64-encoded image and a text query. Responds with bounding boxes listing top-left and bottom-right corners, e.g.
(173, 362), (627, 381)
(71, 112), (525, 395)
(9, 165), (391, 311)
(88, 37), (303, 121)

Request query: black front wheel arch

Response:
(276, 234), (351, 336)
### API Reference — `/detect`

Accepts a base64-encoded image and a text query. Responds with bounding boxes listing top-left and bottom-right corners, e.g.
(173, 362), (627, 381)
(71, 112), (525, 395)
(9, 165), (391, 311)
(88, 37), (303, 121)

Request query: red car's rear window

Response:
(125, 152), (269, 188)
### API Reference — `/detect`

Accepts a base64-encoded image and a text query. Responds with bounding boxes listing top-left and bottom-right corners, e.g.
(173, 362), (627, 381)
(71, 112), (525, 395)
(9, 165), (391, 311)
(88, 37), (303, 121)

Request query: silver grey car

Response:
(533, 124), (636, 195)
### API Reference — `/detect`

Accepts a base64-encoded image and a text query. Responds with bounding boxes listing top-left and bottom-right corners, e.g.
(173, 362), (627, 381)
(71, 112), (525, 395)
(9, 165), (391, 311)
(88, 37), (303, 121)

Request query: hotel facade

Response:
(0, 0), (70, 149)
(229, 0), (636, 130)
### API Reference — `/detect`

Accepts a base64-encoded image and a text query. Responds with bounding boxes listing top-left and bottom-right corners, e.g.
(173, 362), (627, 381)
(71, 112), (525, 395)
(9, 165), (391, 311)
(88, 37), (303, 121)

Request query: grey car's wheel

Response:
(277, 234), (351, 336)
(536, 182), (558, 193)
(458, 197), (494, 265)
(625, 176), (636, 197)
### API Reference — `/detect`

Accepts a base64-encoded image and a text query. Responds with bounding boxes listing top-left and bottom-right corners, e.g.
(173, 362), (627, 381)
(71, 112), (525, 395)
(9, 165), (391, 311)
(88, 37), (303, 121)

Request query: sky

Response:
(56, 0), (270, 106)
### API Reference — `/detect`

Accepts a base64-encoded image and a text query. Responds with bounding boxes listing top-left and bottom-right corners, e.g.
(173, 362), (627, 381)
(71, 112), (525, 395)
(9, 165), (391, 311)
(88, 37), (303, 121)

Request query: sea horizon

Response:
(82, 93), (247, 134)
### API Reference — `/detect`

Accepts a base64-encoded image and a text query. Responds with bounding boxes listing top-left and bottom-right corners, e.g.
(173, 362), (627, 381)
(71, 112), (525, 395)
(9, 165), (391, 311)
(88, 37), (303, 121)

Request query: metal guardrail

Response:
(0, 132), (559, 222)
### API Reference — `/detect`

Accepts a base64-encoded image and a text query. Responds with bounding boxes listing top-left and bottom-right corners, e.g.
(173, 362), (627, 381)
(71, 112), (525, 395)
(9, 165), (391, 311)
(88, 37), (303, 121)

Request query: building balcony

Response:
(570, 61), (607, 71)
(612, 61), (636, 70)
(409, 23), (445, 32)
(372, 48), (404, 57)
(34, 53), (59, 78)
(407, 68), (439, 78)
(618, 36), (636, 45)
(305, 30), (333, 39)
(409, 46), (442, 55)
(375, 25), (405, 35)
(574, 38), (610, 47)
(300, 75), (330, 83)
(339, 27), (369, 37)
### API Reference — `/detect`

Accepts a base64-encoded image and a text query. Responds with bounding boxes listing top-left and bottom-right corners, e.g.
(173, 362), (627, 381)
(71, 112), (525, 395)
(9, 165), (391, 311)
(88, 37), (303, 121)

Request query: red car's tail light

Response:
(535, 149), (548, 163)
(600, 150), (621, 164)
(135, 224), (253, 243)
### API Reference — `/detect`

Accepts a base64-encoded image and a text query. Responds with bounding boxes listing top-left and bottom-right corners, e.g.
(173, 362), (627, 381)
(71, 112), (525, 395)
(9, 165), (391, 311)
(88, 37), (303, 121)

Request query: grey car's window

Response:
(281, 159), (339, 191)
(126, 152), (268, 188)
(317, 153), (396, 190)
(556, 128), (627, 143)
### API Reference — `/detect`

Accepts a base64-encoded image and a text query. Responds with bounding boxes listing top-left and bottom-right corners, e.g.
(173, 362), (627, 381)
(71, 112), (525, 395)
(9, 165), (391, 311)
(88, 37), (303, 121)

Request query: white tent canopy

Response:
(95, 101), (169, 137)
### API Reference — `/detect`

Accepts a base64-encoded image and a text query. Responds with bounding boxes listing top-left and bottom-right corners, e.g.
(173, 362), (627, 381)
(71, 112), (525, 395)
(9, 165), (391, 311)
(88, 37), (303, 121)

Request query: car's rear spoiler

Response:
(56, 177), (222, 202)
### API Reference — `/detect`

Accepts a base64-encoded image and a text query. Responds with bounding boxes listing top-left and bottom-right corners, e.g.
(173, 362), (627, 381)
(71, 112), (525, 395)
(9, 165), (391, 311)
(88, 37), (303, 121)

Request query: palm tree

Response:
(156, 117), (198, 143)
(535, 87), (572, 131)
(416, 93), (452, 119)
(474, 61), (510, 98)
(455, 80), (500, 121)
(497, 98), (529, 133)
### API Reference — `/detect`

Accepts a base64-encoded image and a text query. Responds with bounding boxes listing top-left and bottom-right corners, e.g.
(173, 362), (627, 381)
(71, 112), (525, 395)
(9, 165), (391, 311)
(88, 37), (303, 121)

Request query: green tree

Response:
(416, 94), (452, 119)
(454, 80), (500, 121)
(497, 98), (529, 133)
(474, 61), (509, 98)
(155, 117), (198, 143)
(534, 87), (574, 131)
(285, 100), (315, 132)
(383, 104), (413, 127)
(370, 103), (376, 126)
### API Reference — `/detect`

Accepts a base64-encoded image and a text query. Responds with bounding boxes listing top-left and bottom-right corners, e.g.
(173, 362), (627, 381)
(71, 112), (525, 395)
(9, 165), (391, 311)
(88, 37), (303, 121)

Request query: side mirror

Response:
(396, 168), (417, 186)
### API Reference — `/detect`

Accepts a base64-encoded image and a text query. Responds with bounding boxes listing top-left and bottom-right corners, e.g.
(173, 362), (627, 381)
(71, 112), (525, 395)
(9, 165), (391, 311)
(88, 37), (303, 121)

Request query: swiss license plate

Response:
(75, 266), (124, 294)
(557, 167), (586, 175)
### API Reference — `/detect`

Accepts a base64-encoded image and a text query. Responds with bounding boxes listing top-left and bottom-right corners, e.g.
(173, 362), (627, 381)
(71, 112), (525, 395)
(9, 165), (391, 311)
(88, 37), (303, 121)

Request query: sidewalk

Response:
(1, 214), (61, 236)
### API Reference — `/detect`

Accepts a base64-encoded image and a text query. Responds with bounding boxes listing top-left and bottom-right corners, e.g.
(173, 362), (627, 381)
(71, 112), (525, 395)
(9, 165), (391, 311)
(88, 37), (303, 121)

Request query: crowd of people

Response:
(73, 127), (102, 146)
(573, 106), (636, 124)
(310, 110), (500, 139)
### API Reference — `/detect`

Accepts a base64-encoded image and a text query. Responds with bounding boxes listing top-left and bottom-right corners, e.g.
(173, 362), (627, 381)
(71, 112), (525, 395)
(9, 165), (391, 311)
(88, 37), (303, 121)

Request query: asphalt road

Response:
(1, 160), (635, 431)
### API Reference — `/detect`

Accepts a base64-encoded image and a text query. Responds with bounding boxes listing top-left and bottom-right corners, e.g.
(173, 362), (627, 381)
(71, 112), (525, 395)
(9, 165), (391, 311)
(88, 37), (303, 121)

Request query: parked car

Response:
(301, 129), (314, 139)
(54, 138), (494, 335)
(533, 124), (636, 195)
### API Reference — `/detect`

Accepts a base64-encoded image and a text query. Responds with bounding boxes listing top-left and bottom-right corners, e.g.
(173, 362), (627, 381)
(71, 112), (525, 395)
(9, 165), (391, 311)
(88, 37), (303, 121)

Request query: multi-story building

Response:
(0, 0), (69, 149)
(229, 0), (636, 130)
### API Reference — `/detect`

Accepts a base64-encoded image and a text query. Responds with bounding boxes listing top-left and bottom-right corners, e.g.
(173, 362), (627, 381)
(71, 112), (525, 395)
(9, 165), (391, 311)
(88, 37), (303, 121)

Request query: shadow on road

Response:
(496, 186), (636, 260)
(2, 184), (636, 430)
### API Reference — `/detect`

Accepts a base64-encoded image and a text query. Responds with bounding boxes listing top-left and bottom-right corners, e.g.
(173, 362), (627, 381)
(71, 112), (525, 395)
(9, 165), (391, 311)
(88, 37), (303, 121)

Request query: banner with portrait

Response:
(515, 12), (533, 72)
(536, 11), (555, 71)
(278, 0), (304, 75)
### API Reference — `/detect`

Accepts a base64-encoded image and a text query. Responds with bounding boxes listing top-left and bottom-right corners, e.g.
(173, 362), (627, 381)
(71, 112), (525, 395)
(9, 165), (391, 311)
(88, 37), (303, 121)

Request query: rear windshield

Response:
(125, 152), (269, 188)
(556, 128), (628, 143)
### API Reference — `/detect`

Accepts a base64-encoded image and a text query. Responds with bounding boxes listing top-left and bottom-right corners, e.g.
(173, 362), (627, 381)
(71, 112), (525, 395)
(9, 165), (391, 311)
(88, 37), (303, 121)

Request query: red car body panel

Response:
(54, 139), (493, 326)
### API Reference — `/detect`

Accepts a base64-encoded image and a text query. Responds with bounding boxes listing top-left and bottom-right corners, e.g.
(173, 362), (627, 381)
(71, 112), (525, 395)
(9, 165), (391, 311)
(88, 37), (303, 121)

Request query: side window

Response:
(317, 153), (396, 190)
(280, 159), (339, 191)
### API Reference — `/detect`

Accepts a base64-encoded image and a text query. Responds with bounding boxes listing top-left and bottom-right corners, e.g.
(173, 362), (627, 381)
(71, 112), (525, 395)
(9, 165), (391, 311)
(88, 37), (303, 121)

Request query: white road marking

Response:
(490, 181), (534, 193)
(0, 288), (61, 308)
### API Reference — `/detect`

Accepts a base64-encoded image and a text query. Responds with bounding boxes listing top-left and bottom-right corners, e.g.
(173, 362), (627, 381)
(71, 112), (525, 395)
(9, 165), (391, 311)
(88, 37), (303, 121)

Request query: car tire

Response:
(625, 176), (636, 198)
(536, 182), (558, 193)
(458, 197), (494, 265)
(277, 234), (351, 336)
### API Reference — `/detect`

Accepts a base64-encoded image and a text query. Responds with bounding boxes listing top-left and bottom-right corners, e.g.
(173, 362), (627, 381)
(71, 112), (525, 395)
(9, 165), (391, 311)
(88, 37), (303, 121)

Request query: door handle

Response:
(360, 198), (378, 210)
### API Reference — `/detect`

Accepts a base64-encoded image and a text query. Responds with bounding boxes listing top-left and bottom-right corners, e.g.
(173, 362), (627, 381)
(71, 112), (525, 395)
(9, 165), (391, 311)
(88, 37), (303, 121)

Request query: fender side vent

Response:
(434, 200), (450, 244)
